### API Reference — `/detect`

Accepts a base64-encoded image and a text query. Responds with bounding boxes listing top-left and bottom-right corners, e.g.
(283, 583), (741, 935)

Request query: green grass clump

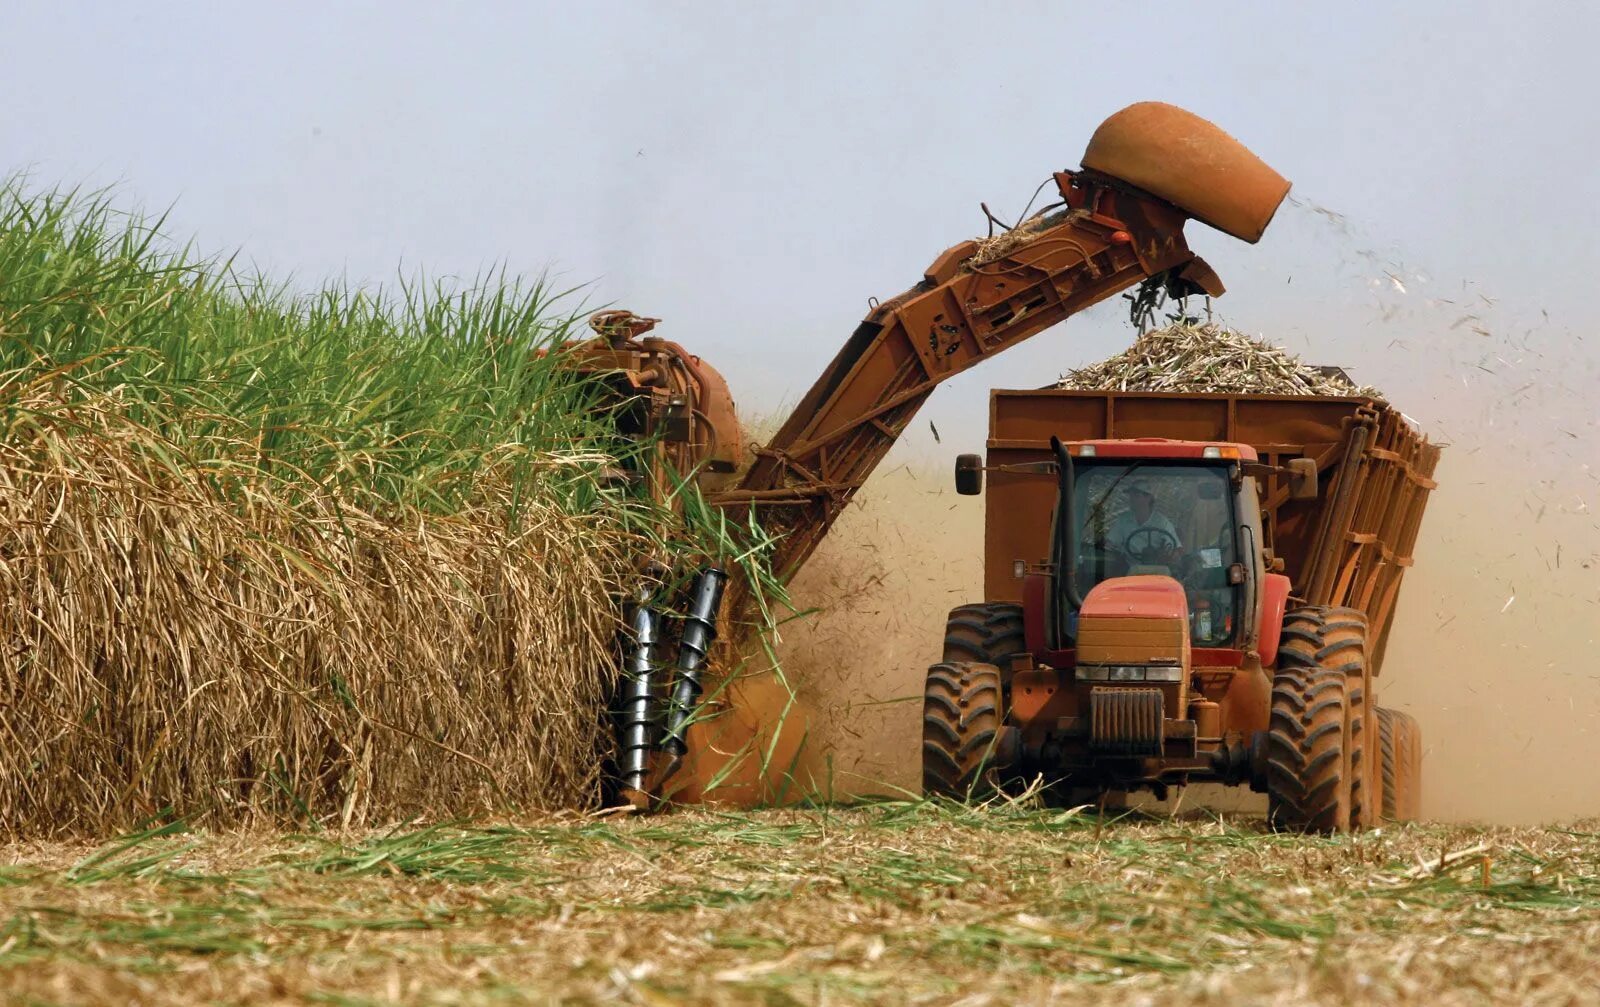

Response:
(0, 179), (625, 510)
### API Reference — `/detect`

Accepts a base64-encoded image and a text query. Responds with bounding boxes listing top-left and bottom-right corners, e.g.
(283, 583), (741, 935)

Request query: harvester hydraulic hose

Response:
(663, 567), (729, 757)
(617, 593), (661, 797)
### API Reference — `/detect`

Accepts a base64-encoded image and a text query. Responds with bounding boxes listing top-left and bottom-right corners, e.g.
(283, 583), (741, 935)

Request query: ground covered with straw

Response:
(0, 181), (697, 834)
(1056, 321), (1381, 397)
(0, 803), (1595, 1004)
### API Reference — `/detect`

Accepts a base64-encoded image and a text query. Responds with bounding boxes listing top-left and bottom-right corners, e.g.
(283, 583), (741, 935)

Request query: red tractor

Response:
(929, 390), (1437, 831)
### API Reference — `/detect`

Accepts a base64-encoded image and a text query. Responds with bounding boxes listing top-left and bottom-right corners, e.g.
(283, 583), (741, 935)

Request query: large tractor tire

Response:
(943, 603), (1027, 673)
(1265, 606), (1372, 832)
(922, 661), (1014, 800)
(1377, 707), (1423, 822)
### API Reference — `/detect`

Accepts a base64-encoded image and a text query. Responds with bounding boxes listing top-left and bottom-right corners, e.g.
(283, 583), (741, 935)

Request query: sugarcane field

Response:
(2, 6), (1598, 1006)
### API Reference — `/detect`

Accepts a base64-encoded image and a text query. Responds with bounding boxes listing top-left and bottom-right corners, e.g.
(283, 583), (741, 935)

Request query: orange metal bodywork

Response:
(704, 103), (1291, 587)
(982, 388), (1438, 789)
(569, 104), (1297, 807)
(561, 313), (744, 504)
(1075, 577), (1191, 753)
(1078, 575), (1190, 623)
(708, 184), (1203, 585)
(983, 389), (1440, 674)
(1257, 572), (1292, 666)
(1082, 102), (1291, 244)
(570, 101), (1295, 594)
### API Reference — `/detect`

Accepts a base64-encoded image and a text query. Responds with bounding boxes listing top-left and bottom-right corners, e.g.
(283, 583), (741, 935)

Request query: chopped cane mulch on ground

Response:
(1, 804), (1595, 1005)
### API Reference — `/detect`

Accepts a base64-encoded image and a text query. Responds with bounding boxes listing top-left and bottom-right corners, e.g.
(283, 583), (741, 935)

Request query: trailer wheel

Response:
(922, 661), (1017, 800)
(1397, 712), (1423, 821)
(1266, 606), (1371, 832)
(943, 603), (1027, 676)
(1377, 707), (1423, 822)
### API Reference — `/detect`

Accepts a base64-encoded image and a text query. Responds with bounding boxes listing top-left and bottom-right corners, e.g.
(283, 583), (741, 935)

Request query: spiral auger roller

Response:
(615, 593), (662, 810)
(615, 568), (728, 810)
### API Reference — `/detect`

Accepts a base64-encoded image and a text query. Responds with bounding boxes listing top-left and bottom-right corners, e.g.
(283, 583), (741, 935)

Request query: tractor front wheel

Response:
(922, 661), (1018, 800)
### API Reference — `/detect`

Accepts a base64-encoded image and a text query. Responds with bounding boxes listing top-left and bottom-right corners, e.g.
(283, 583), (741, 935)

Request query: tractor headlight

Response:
(1076, 665), (1185, 683)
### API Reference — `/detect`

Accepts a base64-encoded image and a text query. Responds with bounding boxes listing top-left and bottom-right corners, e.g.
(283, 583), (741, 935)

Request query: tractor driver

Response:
(1105, 480), (1182, 565)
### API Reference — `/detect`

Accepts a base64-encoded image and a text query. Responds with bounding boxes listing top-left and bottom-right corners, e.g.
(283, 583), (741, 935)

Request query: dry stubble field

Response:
(2, 800), (1598, 1006)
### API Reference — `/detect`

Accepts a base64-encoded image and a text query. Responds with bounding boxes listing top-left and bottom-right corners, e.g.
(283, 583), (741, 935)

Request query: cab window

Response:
(1062, 462), (1239, 645)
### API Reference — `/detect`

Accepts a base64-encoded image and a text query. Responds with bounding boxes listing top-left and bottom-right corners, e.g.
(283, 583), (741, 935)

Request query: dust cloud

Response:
(1378, 450), (1600, 824)
(777, 465), (981, 800)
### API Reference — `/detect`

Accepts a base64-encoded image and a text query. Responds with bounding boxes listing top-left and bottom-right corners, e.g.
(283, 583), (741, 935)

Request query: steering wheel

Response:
(1123, 527), (1179, 564)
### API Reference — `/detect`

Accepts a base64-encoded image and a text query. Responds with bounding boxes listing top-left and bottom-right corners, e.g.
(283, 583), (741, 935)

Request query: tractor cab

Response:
(1053, 440), (1257, 651)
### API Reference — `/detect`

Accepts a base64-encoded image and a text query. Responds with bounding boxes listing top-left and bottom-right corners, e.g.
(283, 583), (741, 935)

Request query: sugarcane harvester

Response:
(573, 102), (1299, 811)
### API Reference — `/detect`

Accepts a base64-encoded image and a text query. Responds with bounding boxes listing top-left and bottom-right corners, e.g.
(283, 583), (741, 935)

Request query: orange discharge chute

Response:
(1082, 101), (1290, 244)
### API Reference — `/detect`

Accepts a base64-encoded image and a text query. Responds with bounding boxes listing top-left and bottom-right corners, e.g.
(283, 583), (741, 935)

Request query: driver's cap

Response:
(1126, 480), (1155, 498)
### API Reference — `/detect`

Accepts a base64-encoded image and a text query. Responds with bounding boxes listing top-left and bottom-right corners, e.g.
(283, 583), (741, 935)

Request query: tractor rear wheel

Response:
(922, 661), (1015, 800)
(1266, 606), (1372, 832)
(943, 603), (1026, 674)
(1377, 707), (1423, 822)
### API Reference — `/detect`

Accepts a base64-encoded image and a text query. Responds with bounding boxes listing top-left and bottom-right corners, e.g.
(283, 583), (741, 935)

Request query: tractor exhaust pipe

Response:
(617, 591), (662, 803)
(663, 567), (729, 758)
(1052, 436), (1085, 610)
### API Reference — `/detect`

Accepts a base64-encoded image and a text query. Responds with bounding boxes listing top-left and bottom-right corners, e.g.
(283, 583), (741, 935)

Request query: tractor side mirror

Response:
(955, 453), (984, 495)
(1286, 458), (1318, 501)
